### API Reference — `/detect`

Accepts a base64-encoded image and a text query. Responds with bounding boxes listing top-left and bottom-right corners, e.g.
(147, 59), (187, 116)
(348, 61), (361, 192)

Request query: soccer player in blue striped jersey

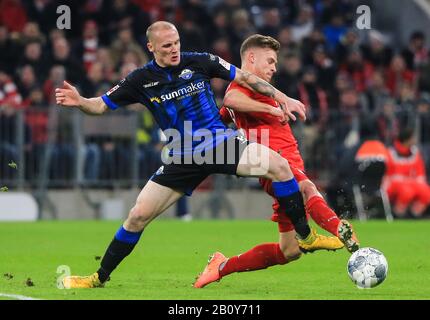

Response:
(55, 21), (338, 288)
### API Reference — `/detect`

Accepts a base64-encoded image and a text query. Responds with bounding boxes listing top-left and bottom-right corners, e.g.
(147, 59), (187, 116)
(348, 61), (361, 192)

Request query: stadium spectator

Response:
(0, 0), (27, 33)
(383, 128), (430, 218)
(339, 49), (374, 93)
(417, 57), (430, 93)
(50, 37), (85, 85)
(16, 65), (42, 106)
(0, 69), (28, 180)
(385, 54), (416, 98)
(75, 20), (100, 73)
(258, 7), (283, 39)
(298, 66), (329, 126)
(19, 21), (46, 47)
(209, 10), (229, 44)
(361, 30), (393, 68)
(102, 0), (150, 43)
(18, 41), (48, 80)
(178, 18), (206, 52)
(147, 0), (183, 26)
(360, 71), (390, 118)
(311, 45), (336, 92)
(0, 26), (20, 74)
(336, 29), (360, 65)
(96, 47), (116, 82)
(0, 69), (23, 109)
(322, 14), (347, 53)
(180, 0), (214, 39)
(211, 36), (233, 63)
(396, 82), (417, 129)
(273, 52), (302, 98)
(110, 27), (148, 69)
(277, 26), (299, 54)
(298, 66), (328, 172)
(290, 5), (314, 43)
(24, 0), (58, 34)
(401, 31), (428, 70)
(375, 98), (399, 145)
(332, 88), (363, 156)
(43, 65), (67, 105)
(81, 62), (111, 98)
(301, 28), (326, 65)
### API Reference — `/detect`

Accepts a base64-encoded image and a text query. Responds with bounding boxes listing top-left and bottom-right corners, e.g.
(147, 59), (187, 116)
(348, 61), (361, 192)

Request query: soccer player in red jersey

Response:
(194, 34), (360, 288)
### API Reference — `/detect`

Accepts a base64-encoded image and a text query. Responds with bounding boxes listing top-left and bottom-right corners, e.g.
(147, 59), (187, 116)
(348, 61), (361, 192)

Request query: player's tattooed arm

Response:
(234, 68), (276, 98)
(234, 68), (306, 122)
(55, 81), (108, 115)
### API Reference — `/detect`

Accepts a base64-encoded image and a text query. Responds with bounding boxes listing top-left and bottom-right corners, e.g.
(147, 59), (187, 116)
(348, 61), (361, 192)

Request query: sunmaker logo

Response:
(160, 81), (205, 102)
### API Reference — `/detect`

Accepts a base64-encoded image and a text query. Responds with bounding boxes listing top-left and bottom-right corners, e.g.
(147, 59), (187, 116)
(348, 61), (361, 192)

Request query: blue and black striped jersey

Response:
(102, 52), (238, 155)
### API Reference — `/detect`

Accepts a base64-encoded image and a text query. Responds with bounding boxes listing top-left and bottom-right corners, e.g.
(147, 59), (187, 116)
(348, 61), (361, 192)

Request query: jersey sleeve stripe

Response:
(229, 65), (236, 81)
(101, 94), (119, 110)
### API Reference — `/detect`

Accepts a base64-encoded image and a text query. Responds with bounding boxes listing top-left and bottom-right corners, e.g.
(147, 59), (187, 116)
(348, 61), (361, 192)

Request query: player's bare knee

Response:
(270, 158), (292, 181)
(128, 205), (153, 228)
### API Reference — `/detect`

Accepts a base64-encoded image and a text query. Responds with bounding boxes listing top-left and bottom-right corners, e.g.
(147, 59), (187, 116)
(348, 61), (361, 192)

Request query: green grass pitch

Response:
(0, 219), (429, 300)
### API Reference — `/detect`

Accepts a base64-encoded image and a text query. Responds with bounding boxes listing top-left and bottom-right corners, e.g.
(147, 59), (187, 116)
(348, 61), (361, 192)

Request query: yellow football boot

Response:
(62, 272), (103, 289)
(298, 228), (344, 253)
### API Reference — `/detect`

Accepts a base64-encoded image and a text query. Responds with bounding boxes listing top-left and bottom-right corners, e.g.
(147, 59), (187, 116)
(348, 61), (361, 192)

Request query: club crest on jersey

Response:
(179, 69), (194, 80)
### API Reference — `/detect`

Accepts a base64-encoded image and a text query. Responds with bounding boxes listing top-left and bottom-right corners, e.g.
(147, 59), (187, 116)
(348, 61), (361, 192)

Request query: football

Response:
(347, 247), (388, 289)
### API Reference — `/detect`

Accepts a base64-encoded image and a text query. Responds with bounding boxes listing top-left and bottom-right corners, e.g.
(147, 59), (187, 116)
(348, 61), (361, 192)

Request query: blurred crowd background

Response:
(1, 0), (429, 219)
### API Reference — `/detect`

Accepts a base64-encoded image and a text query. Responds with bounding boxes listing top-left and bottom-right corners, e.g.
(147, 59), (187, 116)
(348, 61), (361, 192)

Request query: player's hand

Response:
(55, 81), (81, 107)
(268, 105), (286, 121)
(279, 97), (306, 122)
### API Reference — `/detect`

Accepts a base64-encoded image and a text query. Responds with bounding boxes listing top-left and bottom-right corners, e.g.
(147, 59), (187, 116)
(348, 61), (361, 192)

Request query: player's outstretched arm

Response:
(233, 68), (306, 122)
(55, 81), (108, 115)
(223, 89), (284, 120)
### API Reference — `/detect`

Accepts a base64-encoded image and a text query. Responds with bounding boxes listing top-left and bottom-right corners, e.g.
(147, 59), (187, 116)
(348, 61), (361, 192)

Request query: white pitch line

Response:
(0, 293), (42, 300)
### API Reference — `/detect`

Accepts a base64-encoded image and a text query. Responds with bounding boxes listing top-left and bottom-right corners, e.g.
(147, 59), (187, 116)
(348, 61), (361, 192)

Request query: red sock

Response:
(219, 243), (287, 277)
(306, 195), (340, 236)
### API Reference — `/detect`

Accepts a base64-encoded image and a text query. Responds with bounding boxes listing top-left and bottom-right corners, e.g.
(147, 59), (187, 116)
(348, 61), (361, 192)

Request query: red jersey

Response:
(385, 143), (427, 184)
(220, 82), (303, 166)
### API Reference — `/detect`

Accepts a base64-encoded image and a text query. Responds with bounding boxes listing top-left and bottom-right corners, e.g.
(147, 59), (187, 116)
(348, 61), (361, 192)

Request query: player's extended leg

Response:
(299, 179), (359, 253)
(62, 181), (184, 288)
(193, 229), (301, 288)
(239, 144), (343, 252)
(236, 143), (312, 241)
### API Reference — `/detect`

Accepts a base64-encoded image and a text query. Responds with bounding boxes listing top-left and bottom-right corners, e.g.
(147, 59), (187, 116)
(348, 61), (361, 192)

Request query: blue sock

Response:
(97, 226), (143, 282)
(114, 226), (143, 244)
(272, 179), (310, 239)
(272, 178), (300, 197)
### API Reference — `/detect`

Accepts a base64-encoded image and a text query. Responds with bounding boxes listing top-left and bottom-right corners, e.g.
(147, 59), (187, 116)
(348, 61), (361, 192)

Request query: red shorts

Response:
(260, 154), (309, 233)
